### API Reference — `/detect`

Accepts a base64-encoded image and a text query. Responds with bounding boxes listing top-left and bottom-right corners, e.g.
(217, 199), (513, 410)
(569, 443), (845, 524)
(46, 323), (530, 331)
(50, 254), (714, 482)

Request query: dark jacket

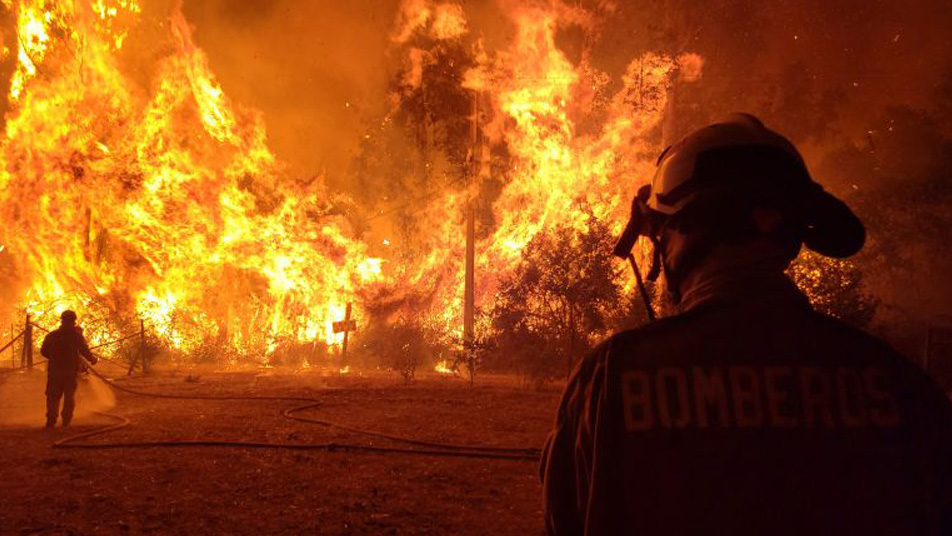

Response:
(541, 272), (952, 536)
(40, 325), (95, 375)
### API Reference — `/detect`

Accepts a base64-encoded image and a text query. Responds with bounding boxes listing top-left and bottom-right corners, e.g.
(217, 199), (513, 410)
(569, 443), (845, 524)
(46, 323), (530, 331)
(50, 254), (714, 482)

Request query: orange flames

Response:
(0, 0), (698, 364)
(392, 3), (700, 336)
(0, 0), (381, 357)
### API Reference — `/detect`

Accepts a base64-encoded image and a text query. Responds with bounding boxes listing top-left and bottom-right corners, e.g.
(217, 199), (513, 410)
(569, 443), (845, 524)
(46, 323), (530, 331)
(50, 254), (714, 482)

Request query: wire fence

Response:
(0, 316), (144, 375)
(1, 313), (542, 461)
(0, 330), (24, 357)
(0, 329), (27, 375)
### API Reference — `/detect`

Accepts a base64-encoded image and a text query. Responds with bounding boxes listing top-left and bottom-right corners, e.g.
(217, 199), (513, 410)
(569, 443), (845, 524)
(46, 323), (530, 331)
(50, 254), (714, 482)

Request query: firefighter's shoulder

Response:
(805, 307), (949, 401)
(805, 307), (910, 364)
(601, 305), (715, 363)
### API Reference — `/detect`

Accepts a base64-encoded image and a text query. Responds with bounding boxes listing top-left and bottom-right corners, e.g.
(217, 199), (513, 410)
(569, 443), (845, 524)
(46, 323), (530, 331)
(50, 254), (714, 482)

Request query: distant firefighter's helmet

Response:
(614, 113), (865, 259)
(60, 310), (78, 325)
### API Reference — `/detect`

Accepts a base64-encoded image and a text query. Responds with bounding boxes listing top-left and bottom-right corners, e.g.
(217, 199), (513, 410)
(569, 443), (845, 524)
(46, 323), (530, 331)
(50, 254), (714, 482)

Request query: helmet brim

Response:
(801, 188), (866, 258)
(615, 113), (867, 261)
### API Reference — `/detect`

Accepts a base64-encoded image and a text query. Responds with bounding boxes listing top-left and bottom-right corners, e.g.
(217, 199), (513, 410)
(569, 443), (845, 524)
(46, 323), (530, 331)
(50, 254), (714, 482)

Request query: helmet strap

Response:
(626, 253), (657, 322)
(646, 236), (662, 281)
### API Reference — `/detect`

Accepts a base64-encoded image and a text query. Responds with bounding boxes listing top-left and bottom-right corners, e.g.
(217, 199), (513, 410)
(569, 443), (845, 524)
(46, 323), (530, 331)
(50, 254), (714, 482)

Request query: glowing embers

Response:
(433, 360), (454, 375)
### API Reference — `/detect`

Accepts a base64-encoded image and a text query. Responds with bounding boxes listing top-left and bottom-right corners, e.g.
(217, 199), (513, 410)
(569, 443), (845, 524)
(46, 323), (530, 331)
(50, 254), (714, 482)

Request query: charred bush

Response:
(269, 339), (331, 369)
(360, 319), (440, 383)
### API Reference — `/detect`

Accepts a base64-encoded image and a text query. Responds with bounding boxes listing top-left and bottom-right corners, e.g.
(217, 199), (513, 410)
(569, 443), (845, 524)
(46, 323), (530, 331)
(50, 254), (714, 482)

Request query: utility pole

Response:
(464, 201), (475, 384)
(463, 91), (479, 386)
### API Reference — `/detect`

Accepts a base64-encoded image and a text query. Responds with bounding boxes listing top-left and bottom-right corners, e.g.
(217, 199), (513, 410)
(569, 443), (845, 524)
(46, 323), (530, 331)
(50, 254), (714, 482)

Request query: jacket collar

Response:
(677, 267), (810, 313)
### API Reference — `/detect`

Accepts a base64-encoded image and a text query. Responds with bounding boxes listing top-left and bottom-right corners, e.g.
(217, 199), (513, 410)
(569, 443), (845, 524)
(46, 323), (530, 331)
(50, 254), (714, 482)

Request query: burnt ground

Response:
(0, 367), (562, 536)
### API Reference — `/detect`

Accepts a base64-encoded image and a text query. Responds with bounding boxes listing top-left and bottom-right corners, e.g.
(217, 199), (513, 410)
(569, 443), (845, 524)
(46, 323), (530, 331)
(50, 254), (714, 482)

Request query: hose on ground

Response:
(52, 363), (542, 462)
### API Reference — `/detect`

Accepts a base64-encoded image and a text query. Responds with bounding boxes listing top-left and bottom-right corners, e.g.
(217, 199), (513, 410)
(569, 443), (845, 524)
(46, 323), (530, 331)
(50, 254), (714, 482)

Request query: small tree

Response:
(489, 215), (628, 384)
(361, 318), (438, 383)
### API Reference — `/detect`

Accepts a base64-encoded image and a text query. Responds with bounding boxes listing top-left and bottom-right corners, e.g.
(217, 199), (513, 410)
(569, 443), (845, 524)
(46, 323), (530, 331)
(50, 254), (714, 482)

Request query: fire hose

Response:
(1, 326), (542, 460)
(51, 356), (542, 462)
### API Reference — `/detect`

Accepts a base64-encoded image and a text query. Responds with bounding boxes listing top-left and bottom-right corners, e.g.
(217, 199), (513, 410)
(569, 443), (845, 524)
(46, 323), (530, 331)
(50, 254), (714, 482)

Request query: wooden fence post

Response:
(331, 303), (357, 367)
(127, 318), (148, 376)
(22, 314), (33, 369)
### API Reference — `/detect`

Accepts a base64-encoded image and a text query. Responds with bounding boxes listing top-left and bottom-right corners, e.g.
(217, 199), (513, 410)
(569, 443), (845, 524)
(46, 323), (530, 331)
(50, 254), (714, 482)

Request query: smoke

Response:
(175, 0), (952, 191)
(180, 0), (401, 181)
(181, 0), (952, 169)
(0, 369), (116, 427)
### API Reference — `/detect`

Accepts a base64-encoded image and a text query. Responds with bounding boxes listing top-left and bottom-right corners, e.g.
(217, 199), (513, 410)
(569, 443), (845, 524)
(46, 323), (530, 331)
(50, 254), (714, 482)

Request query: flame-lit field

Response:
(0, 370), (560, 535)
(0, 0), (706, 367)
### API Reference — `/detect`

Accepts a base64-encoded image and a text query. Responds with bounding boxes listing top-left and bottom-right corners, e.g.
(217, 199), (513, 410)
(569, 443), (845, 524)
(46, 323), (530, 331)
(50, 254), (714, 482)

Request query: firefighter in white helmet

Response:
(541, 114), (952, 535)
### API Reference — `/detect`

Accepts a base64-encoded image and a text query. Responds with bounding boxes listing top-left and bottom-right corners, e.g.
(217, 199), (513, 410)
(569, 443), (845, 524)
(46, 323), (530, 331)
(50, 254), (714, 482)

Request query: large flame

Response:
(0, 0), (699, 363)
(387, 2), (698, 335)
(0, 0), (381, 358)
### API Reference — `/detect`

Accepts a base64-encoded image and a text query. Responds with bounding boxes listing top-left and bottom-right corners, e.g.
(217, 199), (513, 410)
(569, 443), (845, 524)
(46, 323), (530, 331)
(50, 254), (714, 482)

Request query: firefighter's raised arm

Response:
(74, 326), (97, 365)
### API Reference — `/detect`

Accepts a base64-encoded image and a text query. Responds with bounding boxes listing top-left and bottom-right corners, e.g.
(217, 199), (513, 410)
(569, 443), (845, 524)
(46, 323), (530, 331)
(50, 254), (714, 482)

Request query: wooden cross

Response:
(332, 303), (356, 363)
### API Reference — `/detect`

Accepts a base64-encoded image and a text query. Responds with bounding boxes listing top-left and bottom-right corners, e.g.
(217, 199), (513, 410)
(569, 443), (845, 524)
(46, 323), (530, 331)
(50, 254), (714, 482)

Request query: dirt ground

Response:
(0, 366), (563, 536)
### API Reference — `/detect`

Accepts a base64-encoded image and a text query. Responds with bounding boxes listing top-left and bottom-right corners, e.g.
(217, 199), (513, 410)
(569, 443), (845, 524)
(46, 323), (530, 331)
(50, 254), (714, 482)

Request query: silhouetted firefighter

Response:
(40, 310), (97, 428)
(541, 114), (952, 535)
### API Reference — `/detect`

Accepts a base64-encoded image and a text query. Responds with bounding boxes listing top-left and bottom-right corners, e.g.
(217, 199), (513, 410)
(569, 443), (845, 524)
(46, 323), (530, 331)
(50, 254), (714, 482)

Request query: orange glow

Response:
(0, 0), (382, 361)
(0, 0), (702, 364)
(433, 360), (454, 375)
